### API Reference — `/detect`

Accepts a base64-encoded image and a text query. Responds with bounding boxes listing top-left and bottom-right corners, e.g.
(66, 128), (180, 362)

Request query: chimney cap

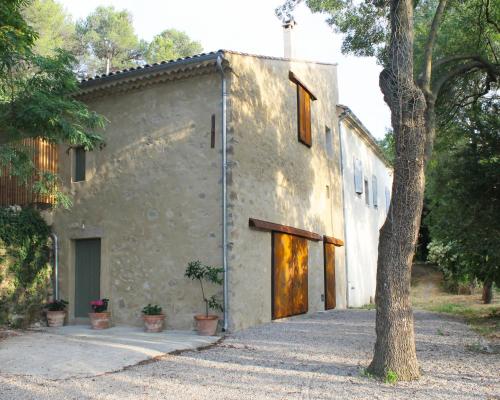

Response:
(282, 18), (296, 29)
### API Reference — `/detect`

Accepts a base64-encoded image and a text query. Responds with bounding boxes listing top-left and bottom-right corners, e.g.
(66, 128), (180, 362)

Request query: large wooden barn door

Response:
(324, 242), (336, 310)
(272, 232), (308, 319)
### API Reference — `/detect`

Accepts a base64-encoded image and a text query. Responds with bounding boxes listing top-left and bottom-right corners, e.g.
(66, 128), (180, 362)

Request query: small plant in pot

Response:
(142, 304), (165, 333)
(89, 298), (110, 329)
(44, 300), (68, 327)
(185, 260), (223, 336)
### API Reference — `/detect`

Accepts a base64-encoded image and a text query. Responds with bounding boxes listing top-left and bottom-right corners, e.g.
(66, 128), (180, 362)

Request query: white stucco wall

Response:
(339, 116), (393, 307)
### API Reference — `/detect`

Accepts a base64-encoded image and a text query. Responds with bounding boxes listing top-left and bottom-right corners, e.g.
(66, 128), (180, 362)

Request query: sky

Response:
(60, 0), (391, 139)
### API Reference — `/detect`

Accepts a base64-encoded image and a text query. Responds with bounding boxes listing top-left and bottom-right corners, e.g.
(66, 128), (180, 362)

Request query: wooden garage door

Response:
(75, 239), (101, 318)
(272, 232), (308, 319)
(324, 242), (336, 310)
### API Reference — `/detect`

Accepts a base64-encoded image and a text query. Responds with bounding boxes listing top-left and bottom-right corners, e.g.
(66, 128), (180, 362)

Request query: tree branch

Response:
(418, 0), (448, 93)
(432, 59), (499, 98)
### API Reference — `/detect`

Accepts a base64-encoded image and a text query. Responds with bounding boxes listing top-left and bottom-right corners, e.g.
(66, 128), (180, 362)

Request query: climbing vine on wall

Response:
(0, 207), (52, 327)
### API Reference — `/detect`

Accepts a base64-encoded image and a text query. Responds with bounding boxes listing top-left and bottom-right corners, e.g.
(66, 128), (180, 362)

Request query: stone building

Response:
(1, 49), (392, 332)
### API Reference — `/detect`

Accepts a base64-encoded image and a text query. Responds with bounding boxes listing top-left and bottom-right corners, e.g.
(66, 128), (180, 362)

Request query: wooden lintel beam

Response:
(289, 71), (317, 100)
(249, 218), (322, 241)
(323, 235), (344, 247)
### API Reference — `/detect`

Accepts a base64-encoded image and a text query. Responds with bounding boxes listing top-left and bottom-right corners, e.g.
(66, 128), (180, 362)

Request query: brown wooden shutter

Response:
(297, 86), (312, 147)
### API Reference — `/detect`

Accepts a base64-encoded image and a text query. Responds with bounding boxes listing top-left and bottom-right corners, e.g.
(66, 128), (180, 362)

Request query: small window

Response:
(364, 179), (370, 205)
(74, 147), (86, 182)
(289, 71), (316, 147)
(325, 126), (333, 158)
(354, 158), (363, 194)
(372, 175), (378, 208)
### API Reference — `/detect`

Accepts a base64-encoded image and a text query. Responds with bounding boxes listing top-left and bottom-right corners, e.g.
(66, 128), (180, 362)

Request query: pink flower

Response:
(90, 300), (104, 306)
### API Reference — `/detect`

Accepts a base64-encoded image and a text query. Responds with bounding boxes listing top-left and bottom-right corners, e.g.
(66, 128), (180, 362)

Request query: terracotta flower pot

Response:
(89, 312), (111, 329)
(143, 314), (165, 333)
(194, 314), (219, 336)
(46, 310), (66, 327)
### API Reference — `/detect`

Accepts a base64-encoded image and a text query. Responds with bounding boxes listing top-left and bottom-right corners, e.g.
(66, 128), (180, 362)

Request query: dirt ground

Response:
(411, 263), (499, 341)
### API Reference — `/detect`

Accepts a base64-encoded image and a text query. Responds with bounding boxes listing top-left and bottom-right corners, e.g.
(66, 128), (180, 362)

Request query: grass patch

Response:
(352, 303), (376, 310)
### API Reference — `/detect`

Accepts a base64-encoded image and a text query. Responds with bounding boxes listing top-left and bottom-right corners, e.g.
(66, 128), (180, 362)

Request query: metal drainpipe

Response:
(51, 233), (59, 300)
(337, 113), (350, 308)
(216, 52), (229, 331)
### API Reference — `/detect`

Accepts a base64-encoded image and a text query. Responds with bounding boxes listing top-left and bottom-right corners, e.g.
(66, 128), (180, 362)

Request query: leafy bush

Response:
(427, 241), (475, 294)
(0, 207), (52, 327)
(142, 304), (162, 315)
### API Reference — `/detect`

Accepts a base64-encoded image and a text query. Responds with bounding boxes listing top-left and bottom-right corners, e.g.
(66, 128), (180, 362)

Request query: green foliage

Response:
(0, 207), (52, 327)
(144, 29), (202, 64)
(0, 0), (106, 206)
(185, 260), (223, 316)
(384, 369), (398, 384)
(23, 0), (76, 57)
(426, 98), (500, 291)
(376, 129), (395, 166)
(142, 303), (162, 315)
(75, 6), (140, 76)
(44, 299), (67, 311)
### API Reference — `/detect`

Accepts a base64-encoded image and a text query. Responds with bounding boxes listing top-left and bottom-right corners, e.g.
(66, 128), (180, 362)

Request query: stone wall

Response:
(225, 54), (346, 331)
(52, 73), (224, 329)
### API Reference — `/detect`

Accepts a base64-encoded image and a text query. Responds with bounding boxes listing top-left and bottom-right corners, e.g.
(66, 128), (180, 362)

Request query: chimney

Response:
(282, 18), (296, 59)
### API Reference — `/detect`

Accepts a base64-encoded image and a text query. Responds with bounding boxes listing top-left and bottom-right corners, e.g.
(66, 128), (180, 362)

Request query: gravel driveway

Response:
(1, 310), (498, 400)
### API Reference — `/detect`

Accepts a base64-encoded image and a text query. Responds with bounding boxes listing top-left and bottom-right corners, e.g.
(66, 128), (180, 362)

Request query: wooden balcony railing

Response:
(0, 138), (58, 207)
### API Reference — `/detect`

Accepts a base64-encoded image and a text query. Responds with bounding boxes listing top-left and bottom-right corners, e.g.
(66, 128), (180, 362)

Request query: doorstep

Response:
(0, 325), (220, 380)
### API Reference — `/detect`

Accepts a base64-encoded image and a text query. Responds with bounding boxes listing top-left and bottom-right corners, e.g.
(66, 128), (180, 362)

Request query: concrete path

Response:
(0, 326), (219, 379)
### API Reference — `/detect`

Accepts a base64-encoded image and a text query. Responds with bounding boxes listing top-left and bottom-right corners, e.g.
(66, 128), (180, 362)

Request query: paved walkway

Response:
(0, 325), (219, 379)
(0, 310), (498, 399)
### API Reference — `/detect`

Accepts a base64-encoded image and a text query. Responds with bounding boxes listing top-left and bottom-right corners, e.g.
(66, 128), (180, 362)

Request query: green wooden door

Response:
(75, 239), (101, 317)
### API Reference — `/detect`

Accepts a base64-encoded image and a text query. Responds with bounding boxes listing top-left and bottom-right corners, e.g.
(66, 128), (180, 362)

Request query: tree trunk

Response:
(368, 0), (425, 381)
(482, 280), (493, 304)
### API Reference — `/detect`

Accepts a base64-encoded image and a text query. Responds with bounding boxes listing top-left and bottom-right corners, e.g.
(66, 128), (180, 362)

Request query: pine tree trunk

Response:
(368, 0), (425, 381)
(482, 280), (493, 304)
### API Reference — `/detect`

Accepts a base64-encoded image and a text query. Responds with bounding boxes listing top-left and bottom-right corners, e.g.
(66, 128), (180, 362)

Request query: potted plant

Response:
(44, 299), (68, 327)
(142, 304), (165, 333)
(89, 298), (110, 329)
(185, 260), (223, 336)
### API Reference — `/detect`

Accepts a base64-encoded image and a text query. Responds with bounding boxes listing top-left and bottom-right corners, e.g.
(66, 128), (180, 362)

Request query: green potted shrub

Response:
(44, 300), (68, 327)
(185, 260), (223, 336)
(142, 304), (165, 333)
(89, 298), (110, 329)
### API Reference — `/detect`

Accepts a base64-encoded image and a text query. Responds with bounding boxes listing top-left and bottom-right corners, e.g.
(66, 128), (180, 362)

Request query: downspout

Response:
(51, 233), (59, 300)
(216, 52), (229, 331)
(337, 112), (349, 308)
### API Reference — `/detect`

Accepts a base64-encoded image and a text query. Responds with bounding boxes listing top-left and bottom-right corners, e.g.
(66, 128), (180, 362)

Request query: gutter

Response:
(337, 112), (350, 308)
(51, 233), (59, 300)
(216, 52), (229, 331)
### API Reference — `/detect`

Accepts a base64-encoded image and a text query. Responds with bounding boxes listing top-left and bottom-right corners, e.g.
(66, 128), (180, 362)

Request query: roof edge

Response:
(337, 104), (393, 169)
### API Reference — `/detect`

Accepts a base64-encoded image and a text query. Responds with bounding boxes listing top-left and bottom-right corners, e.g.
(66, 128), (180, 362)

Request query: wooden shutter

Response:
(74, 147), (86, 182)
(354, 158), (363, 194)
(372, 175), (378, 207)
(324, 242), (336, 310)
(297, 86), (312, 146)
